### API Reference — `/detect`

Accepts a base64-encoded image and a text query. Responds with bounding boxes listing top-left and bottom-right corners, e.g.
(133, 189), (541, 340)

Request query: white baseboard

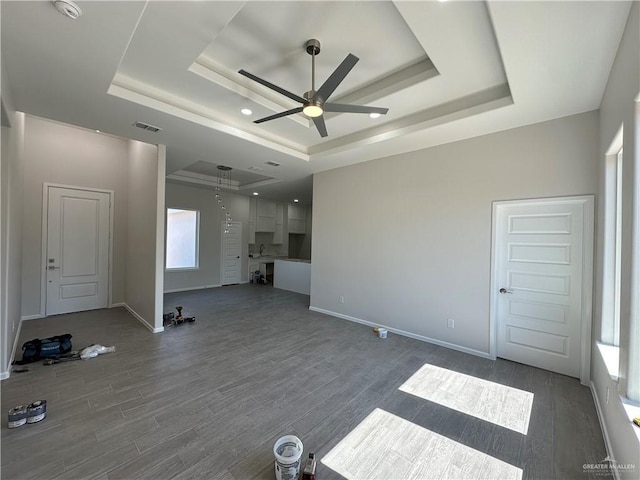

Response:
(110, 302), (125, 308)
(2, 316), (24, 381)
(164, 285), (208, 294)
(123, 303), (163, 333)
(20, 314), (43, 321)
(590, 381), (620, 480)
(163, 284), (222, 294)
(308, 306), (493, 360)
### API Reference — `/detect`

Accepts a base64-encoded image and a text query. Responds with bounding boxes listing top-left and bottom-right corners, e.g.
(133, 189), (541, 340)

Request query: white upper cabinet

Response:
(288, 204), (306, 234)
(249, 197), (257, 244)
(256, 199), (276, 232)
(273, 203), (285, 244)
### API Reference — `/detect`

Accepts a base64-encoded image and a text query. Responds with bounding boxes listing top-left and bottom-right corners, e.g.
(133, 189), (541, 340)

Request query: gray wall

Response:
(592, 2), (639, 475)
(20, 115), (130, 318)
(16, 115), (164, 334)
(126, 141), (165, 331)
(311, 110), (598, 356)
(0, 111), (25, 378)
(164, 182), (250, 292)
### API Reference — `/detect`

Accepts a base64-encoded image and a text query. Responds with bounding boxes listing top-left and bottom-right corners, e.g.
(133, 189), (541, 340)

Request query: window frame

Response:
(601, 142), (624, 349)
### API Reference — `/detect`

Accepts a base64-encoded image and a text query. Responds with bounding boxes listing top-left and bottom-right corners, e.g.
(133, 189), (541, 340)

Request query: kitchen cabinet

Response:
(259, 260), (274, 284)
(256, 199), (276, 232)
(273, 203), (285, 244)
(248, 260), (259, 280)
(288, 204), (306, 234)
(249, 197), (257, 244)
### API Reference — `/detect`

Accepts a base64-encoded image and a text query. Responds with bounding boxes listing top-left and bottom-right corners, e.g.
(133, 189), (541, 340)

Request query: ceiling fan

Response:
(239, 39), (389, 138)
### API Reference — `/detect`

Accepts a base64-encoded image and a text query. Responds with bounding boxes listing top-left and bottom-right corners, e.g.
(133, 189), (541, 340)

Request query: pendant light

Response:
(216, 165), (233, 234)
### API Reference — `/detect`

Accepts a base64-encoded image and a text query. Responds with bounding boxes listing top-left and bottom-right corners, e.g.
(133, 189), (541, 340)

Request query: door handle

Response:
(48, 266), (60, 270)
(499, 288), (514, 294)
(236, 256), (240, 259)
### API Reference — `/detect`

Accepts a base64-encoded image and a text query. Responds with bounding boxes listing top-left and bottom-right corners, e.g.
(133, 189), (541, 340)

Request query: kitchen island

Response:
(273, 258), (311, 295)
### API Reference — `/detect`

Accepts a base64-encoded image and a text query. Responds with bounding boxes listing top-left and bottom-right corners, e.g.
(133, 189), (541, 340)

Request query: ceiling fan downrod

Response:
(305, 39), (321, 94)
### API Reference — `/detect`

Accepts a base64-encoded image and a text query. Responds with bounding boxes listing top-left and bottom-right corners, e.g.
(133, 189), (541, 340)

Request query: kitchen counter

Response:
(274, 258), (311, 295)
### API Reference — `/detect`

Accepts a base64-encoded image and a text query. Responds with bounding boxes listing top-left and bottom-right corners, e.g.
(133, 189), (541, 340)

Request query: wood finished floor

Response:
(1, 285), (608, 480)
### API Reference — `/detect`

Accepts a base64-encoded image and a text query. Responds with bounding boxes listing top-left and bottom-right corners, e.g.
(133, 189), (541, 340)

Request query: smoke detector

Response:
(53, 0), (82, 19)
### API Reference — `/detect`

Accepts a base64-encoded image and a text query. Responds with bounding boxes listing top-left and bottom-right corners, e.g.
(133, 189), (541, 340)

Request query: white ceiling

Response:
(0, 1), (632, 205)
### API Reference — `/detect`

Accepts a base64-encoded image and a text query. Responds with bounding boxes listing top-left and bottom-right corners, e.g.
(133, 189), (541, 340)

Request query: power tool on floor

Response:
(163, 306), (195, 327)
(302, 453), (316, 480)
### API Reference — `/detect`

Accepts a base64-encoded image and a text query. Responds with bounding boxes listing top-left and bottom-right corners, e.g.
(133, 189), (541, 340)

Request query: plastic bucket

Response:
(273, 435), (303, 480)
(378, 328), (388, 339)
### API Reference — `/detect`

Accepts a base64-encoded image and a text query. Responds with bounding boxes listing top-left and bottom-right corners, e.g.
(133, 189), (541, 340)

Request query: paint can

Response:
(273, 435), (303, 480)
(26, 400), (47, 423)
(7, 405), (29, 428)
(378, 328), (388, 339)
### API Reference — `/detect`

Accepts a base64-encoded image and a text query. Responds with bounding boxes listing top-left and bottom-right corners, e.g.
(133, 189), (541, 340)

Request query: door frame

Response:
(220, 220), (243, 285)
(40, 183), (114, 317)
(489, 195), (594, 385)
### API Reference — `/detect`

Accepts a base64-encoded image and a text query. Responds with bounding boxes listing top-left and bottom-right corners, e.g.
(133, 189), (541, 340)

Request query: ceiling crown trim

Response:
(108, 75), (310, 161)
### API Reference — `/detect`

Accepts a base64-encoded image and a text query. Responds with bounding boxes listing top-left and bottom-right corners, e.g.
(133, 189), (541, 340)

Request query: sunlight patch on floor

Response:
(321, 408), (522, 480)
(399, 363), (534, 434)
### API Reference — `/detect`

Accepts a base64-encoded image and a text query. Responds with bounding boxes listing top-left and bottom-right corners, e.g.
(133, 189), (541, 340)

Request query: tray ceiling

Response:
(0, 1), (632, 203)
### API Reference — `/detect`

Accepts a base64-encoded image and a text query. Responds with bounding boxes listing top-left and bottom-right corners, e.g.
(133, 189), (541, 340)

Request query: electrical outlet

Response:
(606, 386), (610, 404)
(339, 296), (345, 304)
(447, 318), (455, 329)
(12, 321), (16, 332)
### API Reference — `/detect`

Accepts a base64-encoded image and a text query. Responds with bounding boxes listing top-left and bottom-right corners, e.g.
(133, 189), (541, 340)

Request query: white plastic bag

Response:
(80, 344), (116, 360)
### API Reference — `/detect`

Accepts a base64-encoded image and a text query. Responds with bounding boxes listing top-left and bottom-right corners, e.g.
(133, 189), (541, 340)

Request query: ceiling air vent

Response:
(248, 166), (265, 172)
(265, 161), (281, 167)
(133, 121), (162, 133)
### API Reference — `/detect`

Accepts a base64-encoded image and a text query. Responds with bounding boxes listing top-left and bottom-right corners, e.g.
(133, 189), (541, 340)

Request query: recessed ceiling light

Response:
(253, 192), (259, 196)
(95, 130), (100, 133)
(241, 108), (253, 116)
(369, 113), (381, 119)
(293, 199), (299, 203)
(52, 0), (82, 19)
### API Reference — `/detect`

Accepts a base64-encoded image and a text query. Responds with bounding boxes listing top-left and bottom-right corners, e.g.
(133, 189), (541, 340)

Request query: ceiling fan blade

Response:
(312, 115), (328, 138)
(254, 107), (304, 124)
(314, 53), (359, 103)
(239, 69), (306, 104)
(323, 103), (389, 115)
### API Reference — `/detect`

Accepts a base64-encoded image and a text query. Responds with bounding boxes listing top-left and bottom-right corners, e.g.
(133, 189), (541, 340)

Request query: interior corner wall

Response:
(0, 111), (25, 378)
(125, 140), (164, 331)
(311, 111), (598, 355)
(163, 181), (250, 292)
(20, 115), (130, 319)
(298, 205), (312, 260)
(592, 1), (639, 475)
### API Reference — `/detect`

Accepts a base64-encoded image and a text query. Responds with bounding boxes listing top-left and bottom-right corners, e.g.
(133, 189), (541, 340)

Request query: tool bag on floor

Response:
(13, 334), (73, 364)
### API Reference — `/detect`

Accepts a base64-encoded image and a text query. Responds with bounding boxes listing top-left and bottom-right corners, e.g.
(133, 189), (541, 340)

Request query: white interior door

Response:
(494, 197), (593, 378)
(46, 187), (110, 315)
(221, 221), (242, 285)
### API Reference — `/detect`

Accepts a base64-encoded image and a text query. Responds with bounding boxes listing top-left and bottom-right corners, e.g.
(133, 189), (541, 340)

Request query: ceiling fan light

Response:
(303, 104), (323, 118)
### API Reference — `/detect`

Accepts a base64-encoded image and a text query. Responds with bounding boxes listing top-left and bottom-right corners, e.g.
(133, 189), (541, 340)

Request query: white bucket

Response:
(273, 435), (303, 480)
(378, 328), (388, 339)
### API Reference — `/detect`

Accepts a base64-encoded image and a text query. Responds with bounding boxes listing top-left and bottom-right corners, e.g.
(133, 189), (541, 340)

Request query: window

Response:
(166, 208), (199, 269)
(602, 147), (623, 347)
